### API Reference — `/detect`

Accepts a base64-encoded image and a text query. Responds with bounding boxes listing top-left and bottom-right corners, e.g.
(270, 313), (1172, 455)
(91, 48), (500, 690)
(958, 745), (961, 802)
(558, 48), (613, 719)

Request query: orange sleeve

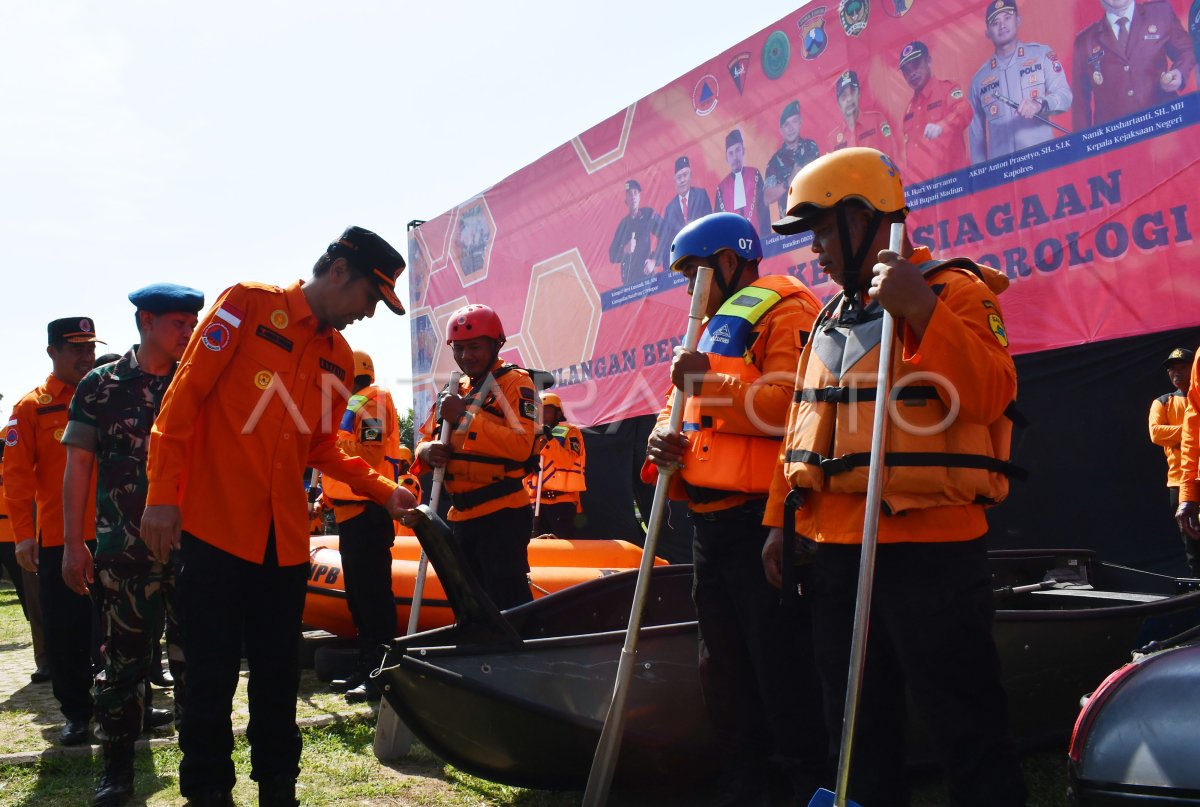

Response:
(1180, 358), (1200, 502)
(943, 81), (973, 134)
(307, 434), (395, 504)
(146, 285), (246, 507)
(410, 405), (439, 478)
(2, 399), (37, 541)
(1149, 398), (1182, 448)
(900, 275), (1016, 426)
(693, 295), (816, 436)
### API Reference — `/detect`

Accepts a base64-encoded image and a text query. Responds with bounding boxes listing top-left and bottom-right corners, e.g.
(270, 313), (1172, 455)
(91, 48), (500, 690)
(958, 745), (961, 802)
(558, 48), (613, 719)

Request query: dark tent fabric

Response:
(988, 325), (1200, 576)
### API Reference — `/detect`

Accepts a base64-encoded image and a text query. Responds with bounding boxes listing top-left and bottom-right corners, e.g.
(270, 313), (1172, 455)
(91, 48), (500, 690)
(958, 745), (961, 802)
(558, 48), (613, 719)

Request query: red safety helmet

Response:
(446, 304), (506, 345)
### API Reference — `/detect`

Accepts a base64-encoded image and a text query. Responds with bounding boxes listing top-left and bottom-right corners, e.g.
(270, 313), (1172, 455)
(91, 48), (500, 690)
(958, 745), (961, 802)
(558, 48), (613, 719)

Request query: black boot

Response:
(183, 791), (233, 807)
(258, 776), (299, 807)
(92, 741), (135, 807)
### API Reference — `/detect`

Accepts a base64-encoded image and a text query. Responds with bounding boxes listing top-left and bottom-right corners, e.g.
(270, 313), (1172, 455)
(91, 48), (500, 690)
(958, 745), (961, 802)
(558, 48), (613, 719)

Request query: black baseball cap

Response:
(1164, 347), (1195, 367)
(48, 317), (106, 346)
(327, 226), (406, 315)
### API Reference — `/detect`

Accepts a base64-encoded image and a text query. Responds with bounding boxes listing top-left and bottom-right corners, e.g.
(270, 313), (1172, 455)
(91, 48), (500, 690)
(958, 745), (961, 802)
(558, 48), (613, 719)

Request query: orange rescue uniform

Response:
(526, 422), (587, 512)
(146, 280), (396, 566)
(1179, 353), (1200, 504)
(324, 384), (403, 524)
(642, 276), (821, 514)
(3, 376), (96, 547)
(1150, 390), (1187, 488)
(901, 77), (971, 184)
(0, 467), (14, 544)
(415, 360), (537, 521)
(828, 110), (895, 154)
(766, 248), (1017, 542)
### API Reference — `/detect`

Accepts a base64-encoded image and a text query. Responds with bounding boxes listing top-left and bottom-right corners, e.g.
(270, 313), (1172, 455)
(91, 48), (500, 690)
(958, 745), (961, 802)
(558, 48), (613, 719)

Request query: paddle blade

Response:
(808, 788), (862, 807)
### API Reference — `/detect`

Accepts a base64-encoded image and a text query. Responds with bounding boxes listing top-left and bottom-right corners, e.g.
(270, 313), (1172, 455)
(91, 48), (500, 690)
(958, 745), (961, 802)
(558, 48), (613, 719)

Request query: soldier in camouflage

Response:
(61, 283), (204, 807)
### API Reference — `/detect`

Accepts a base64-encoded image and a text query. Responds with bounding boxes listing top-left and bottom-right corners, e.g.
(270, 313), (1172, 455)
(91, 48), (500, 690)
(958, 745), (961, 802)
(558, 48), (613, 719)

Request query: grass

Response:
(0, 578), (1072, 806)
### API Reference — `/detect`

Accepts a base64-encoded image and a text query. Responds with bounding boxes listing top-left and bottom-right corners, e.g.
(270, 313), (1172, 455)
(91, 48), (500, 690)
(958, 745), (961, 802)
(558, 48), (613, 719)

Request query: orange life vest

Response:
(535, 424), (586, 493)
(782, 260), (1018, 514)
(679, 275), (817, 498)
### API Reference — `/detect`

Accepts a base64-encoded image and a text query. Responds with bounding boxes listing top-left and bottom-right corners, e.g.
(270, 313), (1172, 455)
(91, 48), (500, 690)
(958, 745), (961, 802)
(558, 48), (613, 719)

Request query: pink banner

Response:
(410, 0), (1200, 426)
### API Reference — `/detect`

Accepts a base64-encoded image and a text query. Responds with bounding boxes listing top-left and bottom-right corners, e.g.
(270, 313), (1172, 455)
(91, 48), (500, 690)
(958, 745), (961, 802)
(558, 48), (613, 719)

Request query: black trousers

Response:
(812, 539), (1027, 807)
(534, 501), (577, 538)
(0, 541), (26, 610)
(1169, 487), (1200, 576)
(452, 505), (533, 611)
(692, 505), (828, 805)
(176, 531), (308, 796)
(338, 503), (398, 674)
(38, 542), (97, 723)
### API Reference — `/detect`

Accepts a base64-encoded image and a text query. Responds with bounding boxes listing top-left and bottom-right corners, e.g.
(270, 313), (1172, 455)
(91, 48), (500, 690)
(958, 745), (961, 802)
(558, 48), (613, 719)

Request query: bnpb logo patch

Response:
(200, 321), (231, 352)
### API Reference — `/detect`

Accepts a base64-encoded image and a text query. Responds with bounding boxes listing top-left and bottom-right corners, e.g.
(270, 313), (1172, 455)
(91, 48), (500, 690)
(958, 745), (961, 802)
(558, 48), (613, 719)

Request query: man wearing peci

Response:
(657, 156), (713, 271)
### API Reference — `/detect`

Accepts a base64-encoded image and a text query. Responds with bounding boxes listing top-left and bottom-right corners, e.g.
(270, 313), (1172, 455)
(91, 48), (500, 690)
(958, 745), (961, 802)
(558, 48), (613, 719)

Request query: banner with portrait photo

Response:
(408, 0), (1200, 427)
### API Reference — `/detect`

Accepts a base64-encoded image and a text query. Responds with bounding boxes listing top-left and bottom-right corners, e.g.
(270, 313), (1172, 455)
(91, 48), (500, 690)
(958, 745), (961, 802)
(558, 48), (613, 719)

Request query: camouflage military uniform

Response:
(61, 347), (185, 742)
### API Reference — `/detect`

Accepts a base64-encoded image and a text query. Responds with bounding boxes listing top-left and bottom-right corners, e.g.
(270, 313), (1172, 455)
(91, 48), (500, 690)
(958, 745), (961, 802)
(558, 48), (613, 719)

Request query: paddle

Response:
(809, 222), (904, 807)
(532, 452), (545, 537)
(582, 265), (713, 806)
(375, 369), (462, 761)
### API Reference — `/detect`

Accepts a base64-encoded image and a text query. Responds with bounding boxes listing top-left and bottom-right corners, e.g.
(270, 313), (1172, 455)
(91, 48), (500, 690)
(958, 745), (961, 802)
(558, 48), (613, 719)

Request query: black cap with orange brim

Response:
(47, 317), (106, 346)
(328, 226), (407, 315)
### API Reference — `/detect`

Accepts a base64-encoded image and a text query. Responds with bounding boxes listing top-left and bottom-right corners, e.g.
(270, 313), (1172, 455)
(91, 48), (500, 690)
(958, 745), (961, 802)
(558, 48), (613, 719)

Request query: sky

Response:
(0, 0), (804, 414)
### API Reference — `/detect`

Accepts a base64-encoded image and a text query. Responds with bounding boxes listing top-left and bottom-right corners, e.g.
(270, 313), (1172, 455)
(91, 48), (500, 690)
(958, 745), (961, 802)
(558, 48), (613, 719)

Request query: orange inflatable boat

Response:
(303, 534), (665, 636)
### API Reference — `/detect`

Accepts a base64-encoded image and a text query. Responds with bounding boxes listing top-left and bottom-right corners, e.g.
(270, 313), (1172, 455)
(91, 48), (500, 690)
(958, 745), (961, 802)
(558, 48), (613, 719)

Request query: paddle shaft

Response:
(582, 265), (713, 807)
(407, 370), (463, 636)
(830, 223), (905, 807)
(532, 452), (545, 537)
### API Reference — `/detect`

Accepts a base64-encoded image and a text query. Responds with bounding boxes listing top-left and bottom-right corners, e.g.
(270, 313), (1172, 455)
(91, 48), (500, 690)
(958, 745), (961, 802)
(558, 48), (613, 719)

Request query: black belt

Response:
(692, 499), (768, 522)
(539, 490), (562, 500)
(450, 477), (525, 511)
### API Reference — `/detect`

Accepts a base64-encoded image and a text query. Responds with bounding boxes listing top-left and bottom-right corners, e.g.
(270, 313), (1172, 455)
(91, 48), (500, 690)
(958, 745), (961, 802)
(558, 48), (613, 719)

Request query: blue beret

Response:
(128, 283), (205, 314)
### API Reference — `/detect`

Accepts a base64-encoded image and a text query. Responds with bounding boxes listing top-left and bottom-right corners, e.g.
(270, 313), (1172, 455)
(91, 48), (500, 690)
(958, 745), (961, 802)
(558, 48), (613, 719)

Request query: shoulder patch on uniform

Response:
(200, 321), (232, 352)
(216, 301), (244, 329)
(4, 419), (18, 447)
(569, 436), (581, 453)
(360, 417), (384, 443)
(988, 313), (1009, 347)
(255, 324), (294, 352)
(520, 399), (537, 420)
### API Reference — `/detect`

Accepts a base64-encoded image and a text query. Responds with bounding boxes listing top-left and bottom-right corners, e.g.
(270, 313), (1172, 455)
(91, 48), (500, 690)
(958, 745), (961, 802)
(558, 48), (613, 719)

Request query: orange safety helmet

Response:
(772, 147), (907, 235)
(446, 304), (506, 345)
(395, 445), (413, 463)
(540, 392), (563, 410)
(352, 350), (375, 383)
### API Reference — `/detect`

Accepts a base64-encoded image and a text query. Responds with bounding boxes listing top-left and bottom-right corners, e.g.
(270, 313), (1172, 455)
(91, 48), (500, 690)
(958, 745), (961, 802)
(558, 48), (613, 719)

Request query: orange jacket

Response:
(0, 468), (14, 543)
(526, 422), (587, 511)
(3, 375), (96, 548)
(766, 249), (1018, 543)
(901, 76), (971, 184)
(325, 384), (402, 524)
(1180, 355), (1200, 503)
(641, 276), (819, 514)
(146, 280), (396, 566)
(828, 109), (895, 153)
(1149, 390), (1187, 488)
(415, 360), (537, 522)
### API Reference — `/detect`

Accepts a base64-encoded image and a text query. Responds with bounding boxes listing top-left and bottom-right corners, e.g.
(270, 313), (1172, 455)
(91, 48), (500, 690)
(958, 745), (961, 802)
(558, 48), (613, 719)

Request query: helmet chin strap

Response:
(836, 204), (884, 324)
(711, 255), (748, 302)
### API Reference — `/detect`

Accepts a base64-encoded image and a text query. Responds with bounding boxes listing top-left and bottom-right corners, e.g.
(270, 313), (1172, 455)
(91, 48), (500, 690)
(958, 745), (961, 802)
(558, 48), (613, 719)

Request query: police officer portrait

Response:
(969, 0), (1074, 162)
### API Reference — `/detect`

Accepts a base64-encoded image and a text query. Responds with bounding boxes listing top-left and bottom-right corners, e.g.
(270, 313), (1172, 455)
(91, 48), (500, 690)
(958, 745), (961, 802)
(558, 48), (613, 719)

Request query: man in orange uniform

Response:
(0, 441), (48, 683)
(323, 349), (403, 703)
(391, 445), (422, 504)
(644, 212), (828, 804)
(140, 227), (415, 807)
(5, 317), (102, 745)
(1163, 347), (1200, 577)
(828, 70), (896, 156)
(526, 392), (587, 538)
(766, 148), (1026, 806)
(413, 304), (538, 610)
(897, 41), (972, 183)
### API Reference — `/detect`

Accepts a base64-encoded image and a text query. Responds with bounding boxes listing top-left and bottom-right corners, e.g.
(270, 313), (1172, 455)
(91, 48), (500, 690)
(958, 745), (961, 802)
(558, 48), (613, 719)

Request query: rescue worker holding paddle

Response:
(764, 147), (1027, 806)
(644, 212), (829, 805)
(413, 304), (539, 610)
(323, 349), (403, 704)
(526, 392), (587, 538)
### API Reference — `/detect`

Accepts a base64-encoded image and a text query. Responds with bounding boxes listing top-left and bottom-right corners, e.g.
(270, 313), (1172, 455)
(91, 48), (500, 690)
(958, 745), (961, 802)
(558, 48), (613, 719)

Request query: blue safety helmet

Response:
(669, 212), (763, 272)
